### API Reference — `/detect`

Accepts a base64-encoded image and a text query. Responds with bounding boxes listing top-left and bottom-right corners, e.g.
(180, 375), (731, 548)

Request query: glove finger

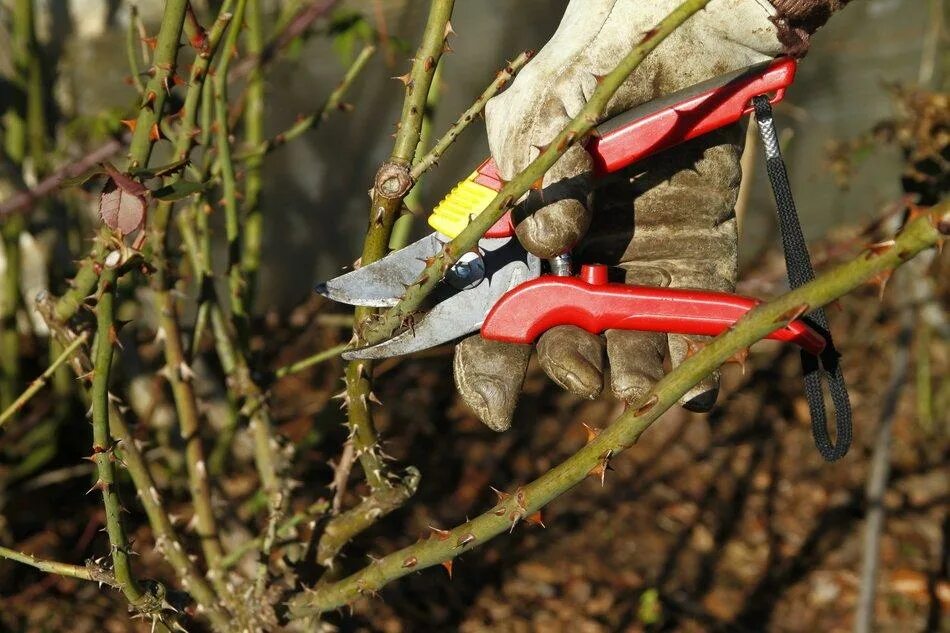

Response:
(454, 335), (531, 432)
(536, 325), (605, 399)
(605, 329), (666, 405)
(668, 333), (720, 412)
(514, 145), (593, 259)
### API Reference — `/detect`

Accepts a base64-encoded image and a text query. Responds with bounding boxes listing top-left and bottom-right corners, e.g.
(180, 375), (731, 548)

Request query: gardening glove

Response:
(455, 0), (852, 432)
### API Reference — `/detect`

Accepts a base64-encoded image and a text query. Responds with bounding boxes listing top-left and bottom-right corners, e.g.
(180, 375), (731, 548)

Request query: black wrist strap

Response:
(752, 95), (853, 462)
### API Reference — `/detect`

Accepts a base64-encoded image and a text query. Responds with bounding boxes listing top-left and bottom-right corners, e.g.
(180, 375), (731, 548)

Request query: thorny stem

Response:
(0, 331), (89, 429)
(89, 268), (149, 608)
(0, 546), (116, 586)
(316, 467), (420, 567)
(126, 0), (189, 169)
(287, 207), (948, 617)
(391, 60), (441, 250)
(48, 0), (191, 326)
(360, 0), (711, 346)
(145, 2), (236, 577)
(341, 0), (454, 508)
(408, 50), (533, 181)
(41, 310), (229, 629)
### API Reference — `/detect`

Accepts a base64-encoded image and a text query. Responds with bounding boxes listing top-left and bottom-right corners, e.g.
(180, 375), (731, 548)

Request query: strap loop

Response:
(752, 95), (853, 462)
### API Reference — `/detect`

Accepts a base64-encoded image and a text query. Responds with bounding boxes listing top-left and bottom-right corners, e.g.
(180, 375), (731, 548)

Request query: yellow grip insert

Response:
(428, 172), (499, 239)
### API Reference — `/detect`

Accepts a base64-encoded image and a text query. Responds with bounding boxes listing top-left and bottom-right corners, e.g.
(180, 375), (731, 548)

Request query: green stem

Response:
(213, 0), (250, 334)
(341, 0), (454, 505)
(0, 217), (23, 411)
(232, 44), (375, 164)
(90, 268), (149, 608)
(145, 2), (235, 576)
(287, 207), (947, 617)
(0, 331), (88, 429)
(240, 0), (266, 310)
(0, 546), (116, 586)
(42, 312), (229, 629)
(274, 343), (348, 378)
(127, 0), (190, 169)
(391, 60), (442, 250)
(126, 4), (146, 94)
(408, 49), (533, 182)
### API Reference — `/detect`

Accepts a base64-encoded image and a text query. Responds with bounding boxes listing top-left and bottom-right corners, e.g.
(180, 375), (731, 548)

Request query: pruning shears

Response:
(318, 57), (826, 360)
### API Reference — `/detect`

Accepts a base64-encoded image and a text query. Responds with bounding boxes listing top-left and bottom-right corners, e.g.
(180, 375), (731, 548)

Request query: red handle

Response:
(480, 264), (826, 356)
(477, 58), (797, 239)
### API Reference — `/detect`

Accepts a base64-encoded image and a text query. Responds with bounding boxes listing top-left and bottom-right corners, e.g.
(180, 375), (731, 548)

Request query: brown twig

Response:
(0, 137), (125, 218)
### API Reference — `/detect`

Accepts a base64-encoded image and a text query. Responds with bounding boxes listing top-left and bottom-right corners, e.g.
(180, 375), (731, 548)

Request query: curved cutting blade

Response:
(343, 238), (540, 359)
(315, 233), (446, 308)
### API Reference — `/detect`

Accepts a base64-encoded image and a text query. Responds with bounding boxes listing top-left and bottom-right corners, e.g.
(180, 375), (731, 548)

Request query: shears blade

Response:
(315, 233), (446, 307)
(343, 238), (540, 359)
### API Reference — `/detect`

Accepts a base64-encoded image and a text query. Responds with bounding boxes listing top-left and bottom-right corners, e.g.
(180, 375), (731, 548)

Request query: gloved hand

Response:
(454, 0), (851, 431)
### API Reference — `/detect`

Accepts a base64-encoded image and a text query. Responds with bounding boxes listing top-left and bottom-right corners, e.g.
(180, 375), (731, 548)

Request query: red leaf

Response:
(99, 179), (146, 236)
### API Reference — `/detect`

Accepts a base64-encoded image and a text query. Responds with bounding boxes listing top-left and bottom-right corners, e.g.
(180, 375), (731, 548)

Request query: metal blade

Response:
(315, 233), (446, 307)
(343, 238), (540, 359)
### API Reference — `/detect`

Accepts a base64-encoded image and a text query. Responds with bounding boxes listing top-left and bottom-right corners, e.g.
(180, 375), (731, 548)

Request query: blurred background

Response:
(1, 0), (947, 631)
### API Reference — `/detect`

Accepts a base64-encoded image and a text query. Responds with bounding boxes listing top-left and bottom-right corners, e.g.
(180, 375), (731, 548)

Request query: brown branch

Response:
(0, 137), (125, 218)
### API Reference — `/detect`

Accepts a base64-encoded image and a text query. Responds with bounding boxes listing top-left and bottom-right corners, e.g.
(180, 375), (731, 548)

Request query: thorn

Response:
(525, 511), (545, 528)
(178, 361), (196, 382)
(423, 55), (435, 72)
(443, 21), (455, 38)
(867, 269), (892, 300)
(774, 303), (810, 325)
(393, 72), (412, 86)
(556, 131), (578, 153)
(427, 525), (451, 541)
(489, 486), (510, 503)
(456, 533), (475, 548)
(588, 450), (613, 487)
(108, 324), (122, 348)
(401, 556), (417, 568)
(726, 348), (750, 375)
(864, 239), (896, 258)
(634, 394), (659, 416)
(581, 422), (600, 443)
(368, 391), (383, 406)
(86, 479), (110, 495)
(441, 559), (453, 579)
(120, 118), (138, 132)
(683, 338), (706, 359)
(141, 36), (158, 50)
